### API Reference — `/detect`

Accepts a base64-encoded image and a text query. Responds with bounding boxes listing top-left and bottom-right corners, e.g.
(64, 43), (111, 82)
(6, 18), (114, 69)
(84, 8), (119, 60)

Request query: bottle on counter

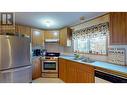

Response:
(74, 50), (80, 60)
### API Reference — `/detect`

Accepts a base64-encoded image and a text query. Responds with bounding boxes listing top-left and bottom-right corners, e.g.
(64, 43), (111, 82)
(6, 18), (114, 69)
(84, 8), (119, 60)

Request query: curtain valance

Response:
(72, 22), (109, 40)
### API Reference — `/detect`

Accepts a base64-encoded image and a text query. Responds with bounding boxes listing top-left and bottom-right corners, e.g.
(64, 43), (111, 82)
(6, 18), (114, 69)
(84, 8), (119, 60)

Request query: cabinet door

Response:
(44, 30), (59, 40)
(0, 24), (15, 34)
(125, 13), (127, 43)
(32, 29), (44, 46)
(75, 62), (95, 83)
(59, 27), (72, 46)
(59, 28), (67, 46)
(32, 58), (42, 80)
(59, 58), (67, 82)
(15, 25), (31, 37)
(23, 27), (31, 37)
(59, 58), (95, 83)
(67, 59), (94, 83)
(76, 69), (95, 83)
(110, 12), (127, 45)
(66, 61), (77, 83)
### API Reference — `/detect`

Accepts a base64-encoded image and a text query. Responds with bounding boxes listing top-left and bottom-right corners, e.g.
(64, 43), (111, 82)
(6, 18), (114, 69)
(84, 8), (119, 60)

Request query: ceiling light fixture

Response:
(43, 19), (54, 27)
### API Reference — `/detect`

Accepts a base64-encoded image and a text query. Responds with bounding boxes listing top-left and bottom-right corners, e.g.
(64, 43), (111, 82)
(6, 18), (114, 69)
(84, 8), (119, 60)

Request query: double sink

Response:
(72, 57), (96, 63)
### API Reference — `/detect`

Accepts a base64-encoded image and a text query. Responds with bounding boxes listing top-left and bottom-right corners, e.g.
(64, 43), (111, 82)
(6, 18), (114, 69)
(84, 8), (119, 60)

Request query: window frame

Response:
(73, 35), (109, 56)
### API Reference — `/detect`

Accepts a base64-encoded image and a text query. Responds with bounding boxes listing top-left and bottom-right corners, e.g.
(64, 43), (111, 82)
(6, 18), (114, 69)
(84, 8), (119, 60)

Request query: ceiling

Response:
(15, 12), (106, 30)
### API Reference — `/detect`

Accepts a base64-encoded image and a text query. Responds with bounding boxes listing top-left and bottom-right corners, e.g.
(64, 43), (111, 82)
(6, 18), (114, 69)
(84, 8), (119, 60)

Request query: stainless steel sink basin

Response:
(69, 56), (96, 63)
(81, 59), (95, 63)
(73, 57), (82, 60)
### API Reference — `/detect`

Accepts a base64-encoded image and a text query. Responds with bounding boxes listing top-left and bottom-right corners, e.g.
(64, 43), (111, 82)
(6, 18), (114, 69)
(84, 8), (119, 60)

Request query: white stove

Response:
(42, 52), (60, 78)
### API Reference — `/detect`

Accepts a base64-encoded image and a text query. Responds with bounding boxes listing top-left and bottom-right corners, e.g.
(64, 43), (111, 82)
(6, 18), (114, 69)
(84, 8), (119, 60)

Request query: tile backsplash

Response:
(45, 43), (64, 53)
(108, 48), (126, 66)
(42, 42), (127, 66)
(45, 43), (73, 54)
(109, 45), (127, 65)
(62, 45), (127, 66)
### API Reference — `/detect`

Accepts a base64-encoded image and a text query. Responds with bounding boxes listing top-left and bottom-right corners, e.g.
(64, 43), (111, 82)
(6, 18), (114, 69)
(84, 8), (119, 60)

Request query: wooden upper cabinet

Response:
(0, 24), (15, 34)
(32, 29), (44, 46)
(0, 24), (31, 37)
(15, 25), (31, 37)
(109, 12), (127, 45)
(59, 27), (72, 46)
(44, 30), (59, 40)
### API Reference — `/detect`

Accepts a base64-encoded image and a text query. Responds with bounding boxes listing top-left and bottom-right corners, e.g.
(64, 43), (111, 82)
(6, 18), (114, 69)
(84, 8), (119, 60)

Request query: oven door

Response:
(42, 61), (58, 72)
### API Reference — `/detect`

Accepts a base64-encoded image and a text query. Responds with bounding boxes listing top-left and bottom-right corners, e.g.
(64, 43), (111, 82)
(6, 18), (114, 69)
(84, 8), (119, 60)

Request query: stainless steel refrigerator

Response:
(0, 35), (32, 83)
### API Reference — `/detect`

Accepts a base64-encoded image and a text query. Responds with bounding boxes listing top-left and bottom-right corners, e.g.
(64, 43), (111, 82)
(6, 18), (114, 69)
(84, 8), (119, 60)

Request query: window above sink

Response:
(73, 22), (109, 55)
(73, 35), (108, 55)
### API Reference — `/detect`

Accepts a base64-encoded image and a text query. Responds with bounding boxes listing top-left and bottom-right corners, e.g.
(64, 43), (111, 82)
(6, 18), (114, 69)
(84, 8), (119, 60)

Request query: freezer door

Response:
(0, 35), (31, 70)
(0, 66), (32, 83)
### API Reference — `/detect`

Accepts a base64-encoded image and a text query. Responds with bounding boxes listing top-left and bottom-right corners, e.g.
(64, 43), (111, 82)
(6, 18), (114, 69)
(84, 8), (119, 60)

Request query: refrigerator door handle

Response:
(1, 66), (32, 73)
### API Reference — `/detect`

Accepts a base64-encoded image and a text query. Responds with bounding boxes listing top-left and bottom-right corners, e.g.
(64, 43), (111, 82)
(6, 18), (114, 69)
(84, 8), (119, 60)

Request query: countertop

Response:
(59, 55), (127, 76)
(32, 56), (41, 60)
(32, 55), (127, 77)
(32, 56), (45, 61)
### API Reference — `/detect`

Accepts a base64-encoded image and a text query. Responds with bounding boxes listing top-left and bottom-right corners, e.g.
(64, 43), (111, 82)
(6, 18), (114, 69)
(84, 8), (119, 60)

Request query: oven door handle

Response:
(43, 61), (57, 62)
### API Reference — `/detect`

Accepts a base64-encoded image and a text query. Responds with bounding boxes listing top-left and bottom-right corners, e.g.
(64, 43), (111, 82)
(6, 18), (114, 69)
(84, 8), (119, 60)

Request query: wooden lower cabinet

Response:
(32, 57), (42, 80)
(59, 58), (95, 83)
(59, 58), (67, 82)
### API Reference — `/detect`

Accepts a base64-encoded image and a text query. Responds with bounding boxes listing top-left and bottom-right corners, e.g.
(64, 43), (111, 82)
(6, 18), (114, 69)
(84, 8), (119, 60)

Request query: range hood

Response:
(45, 39), (59, 43)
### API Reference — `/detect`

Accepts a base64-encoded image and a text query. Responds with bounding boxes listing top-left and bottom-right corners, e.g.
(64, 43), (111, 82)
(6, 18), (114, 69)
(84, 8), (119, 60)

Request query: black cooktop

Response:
(45, 52), (60, 57)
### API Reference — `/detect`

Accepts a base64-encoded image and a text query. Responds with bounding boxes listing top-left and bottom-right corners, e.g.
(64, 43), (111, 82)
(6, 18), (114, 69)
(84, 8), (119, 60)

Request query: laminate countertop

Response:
(59, 55), (127, 78)
(32, 56), (44, 60)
